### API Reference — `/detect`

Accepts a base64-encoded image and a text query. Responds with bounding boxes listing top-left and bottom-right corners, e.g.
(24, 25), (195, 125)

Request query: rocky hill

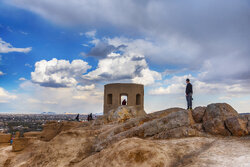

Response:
(1, 103), (250, 167)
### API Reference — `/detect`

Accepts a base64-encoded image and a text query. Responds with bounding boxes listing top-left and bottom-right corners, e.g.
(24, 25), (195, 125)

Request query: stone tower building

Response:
(103, 83), (144, 114)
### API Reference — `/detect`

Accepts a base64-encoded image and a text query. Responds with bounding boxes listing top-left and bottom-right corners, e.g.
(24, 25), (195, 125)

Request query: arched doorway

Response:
(120, 94), (128, 105)
(136, 94), (141, 105)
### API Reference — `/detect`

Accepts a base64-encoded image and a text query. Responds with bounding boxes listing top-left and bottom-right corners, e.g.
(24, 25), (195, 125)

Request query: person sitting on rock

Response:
(75, 114), (80, 122)
(185, 78), (193, 110)
(122, 99), (127, 105)
(87, 113), (93, 121)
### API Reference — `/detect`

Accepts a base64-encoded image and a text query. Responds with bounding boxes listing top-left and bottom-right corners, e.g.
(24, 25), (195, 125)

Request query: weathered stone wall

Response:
(104, 83), (144, 114)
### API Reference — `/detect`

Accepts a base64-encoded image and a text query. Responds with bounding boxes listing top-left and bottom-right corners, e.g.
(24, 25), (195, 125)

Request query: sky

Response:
(0, 0), (250, 114)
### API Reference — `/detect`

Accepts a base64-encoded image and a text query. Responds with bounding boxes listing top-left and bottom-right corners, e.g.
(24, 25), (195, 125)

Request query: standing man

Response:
(185, 78), (193, 110)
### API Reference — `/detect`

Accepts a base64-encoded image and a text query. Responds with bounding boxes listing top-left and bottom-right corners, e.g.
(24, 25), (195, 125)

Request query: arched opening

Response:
(120, 94), (128, 105)
(107, 94), (112, 104)
(136, 94), (141, 105)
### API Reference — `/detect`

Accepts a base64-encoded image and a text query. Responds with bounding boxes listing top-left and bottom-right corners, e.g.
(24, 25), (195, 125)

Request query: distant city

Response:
(0, 113), (101, 134)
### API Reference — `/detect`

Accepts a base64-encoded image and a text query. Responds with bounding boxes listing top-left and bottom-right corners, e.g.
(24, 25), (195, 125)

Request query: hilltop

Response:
(1, 103), (250, 167)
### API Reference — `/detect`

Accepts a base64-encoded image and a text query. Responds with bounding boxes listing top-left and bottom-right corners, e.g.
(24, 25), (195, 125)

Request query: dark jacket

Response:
(122, 100), (127, 105)
(186, 83), (193, 95)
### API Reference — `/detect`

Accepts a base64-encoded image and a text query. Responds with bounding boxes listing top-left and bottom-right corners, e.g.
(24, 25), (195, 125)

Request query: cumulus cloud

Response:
(0, 37), (32, 53)
(83, 51), (161, 85)
(31, 58), (91, 88)
(0, 71), (5, 76)
(6, 0), (250, 86)
(0, 87), (17, 103)
(4, 0), (250, 112)
(87, 42), (127, 59)
(80, 36), (162, 85)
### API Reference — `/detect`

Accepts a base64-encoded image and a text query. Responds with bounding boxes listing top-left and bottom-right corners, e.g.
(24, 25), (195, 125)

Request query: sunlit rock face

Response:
(202, 103), (239, 136)
(225, 116), (248, 136)
(1, 103), (250, 167)
(0, 133), (11, 143)
(106, 106), (146, 123)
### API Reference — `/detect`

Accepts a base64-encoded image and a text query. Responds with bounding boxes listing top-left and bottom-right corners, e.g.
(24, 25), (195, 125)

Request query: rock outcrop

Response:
(39, 121), (80, 141)
(239, 114), (250, 132)
(202, 103), (238, 136)
(106, 106), (146, 123)
(203, 118), (231, 136)
(0, 133), (11, 143)
(203, 103), (238, 122)
(225, 116), (248, 136)
(2, 103), (250, 167)
(12, 138), (29, 152)
(192, 106), (206, 123)
(94, 109), (200, 151)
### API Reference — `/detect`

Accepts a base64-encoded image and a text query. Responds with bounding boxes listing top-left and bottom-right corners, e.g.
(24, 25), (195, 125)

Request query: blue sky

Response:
(0, 0), (250, 114)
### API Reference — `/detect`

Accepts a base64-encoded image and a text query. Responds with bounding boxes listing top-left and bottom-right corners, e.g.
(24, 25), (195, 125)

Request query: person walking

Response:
(185, 78), (193, 110)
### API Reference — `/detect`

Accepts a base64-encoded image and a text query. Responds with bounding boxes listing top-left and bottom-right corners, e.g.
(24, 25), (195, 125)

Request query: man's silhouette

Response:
(185, 78), (193, 110)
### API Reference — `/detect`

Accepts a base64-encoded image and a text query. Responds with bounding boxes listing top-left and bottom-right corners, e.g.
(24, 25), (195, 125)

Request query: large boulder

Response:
(192, 106), (206, 123)
(0, 133), (11, 143)
(202, 103), (238, 136)
(239, 114), (250, 133)
(107, 106), (146, 123)
(225, 116), (248, 136)
(203, 118), (231, 136)
(203, 103), (238, 122)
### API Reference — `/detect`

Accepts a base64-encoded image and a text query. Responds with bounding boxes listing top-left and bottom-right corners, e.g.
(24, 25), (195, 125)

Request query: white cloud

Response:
(107, 37), (201, 66)
(76, 84), (95, 91)
(19, 77), (26, 81)
(85, 30), (96, 38)
(31, 58), (91, 87)
(6, 0), (250, 86)
(81, 44), (89, 47)
(81, 36), (162, 85)
(0, 71), (5, 76)
(132, 68), (162, 86)
(0, 37), (32, 53)
(0, 87), (17, 103)
(83, 52), (161, 85)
